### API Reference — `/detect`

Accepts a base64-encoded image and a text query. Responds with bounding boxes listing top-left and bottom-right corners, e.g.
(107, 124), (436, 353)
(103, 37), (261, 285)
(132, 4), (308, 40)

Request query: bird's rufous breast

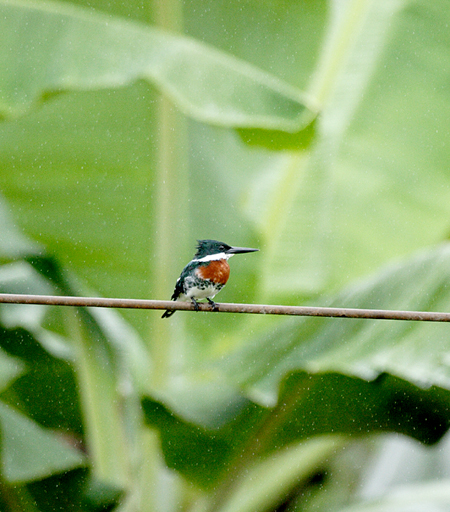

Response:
(196, 259), (230, 285)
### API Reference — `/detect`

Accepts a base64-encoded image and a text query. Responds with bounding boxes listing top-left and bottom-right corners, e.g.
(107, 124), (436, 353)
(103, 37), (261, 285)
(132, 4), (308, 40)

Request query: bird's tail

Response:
(161, 309), (176, 319)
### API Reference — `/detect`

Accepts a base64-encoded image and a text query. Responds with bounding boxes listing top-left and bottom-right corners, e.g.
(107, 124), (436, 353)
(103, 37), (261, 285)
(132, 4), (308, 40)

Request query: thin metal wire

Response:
(0, 293), (449, 322)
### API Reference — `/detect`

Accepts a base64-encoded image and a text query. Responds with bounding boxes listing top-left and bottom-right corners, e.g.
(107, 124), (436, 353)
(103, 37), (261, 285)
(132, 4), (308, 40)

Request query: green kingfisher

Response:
(162, 239), (259, 318)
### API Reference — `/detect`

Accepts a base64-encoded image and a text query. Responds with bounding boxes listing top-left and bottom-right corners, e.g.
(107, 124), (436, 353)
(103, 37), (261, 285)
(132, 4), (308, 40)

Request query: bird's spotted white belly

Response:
(179, 276), (223, 301)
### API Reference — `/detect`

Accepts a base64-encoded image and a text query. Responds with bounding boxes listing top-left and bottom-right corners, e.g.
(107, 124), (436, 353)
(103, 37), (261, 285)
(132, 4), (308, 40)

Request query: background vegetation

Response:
(1, 0), (450, 510)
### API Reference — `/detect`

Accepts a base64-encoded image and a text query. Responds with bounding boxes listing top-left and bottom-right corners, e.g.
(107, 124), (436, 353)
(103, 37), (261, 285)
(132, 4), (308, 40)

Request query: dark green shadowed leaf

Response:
(142, 396), (264, 488)
(142, 373), (450, 489)
(0, 320), (83, 434)
(271, 373), (450, 449)
(236, 119), (316, 151)
(26, 468), (123, 512)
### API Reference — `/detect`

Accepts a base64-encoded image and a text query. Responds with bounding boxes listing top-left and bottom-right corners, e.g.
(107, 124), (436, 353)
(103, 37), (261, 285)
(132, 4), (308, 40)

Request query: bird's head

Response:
(194, 240), (259, 261)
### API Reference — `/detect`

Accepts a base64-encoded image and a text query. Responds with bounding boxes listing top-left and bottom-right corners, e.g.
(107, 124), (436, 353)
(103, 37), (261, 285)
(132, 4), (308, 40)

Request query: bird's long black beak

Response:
(226, 246), (259, 255)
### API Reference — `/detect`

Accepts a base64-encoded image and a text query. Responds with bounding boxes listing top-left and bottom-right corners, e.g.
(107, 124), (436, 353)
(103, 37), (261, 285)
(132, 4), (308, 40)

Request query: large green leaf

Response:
(0, 0), (314, 130)
(250, 0), (450, 297)
(143, 373), (450, 489)
(27, 469), (122, 512)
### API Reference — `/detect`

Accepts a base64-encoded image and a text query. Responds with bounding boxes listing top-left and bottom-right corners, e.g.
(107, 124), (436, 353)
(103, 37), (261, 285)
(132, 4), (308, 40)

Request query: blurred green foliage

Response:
(1, 0), (450, 511)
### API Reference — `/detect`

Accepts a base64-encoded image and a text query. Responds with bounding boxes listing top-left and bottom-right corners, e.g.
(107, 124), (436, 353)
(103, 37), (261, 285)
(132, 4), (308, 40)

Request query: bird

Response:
(162, 239), (259, 318)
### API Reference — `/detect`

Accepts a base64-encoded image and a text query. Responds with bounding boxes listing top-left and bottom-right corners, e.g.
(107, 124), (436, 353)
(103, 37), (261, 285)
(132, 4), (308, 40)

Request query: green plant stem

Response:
(151, 0), (189, 387)
(310, 0), (372, 105)
(66, 308), (129, 488)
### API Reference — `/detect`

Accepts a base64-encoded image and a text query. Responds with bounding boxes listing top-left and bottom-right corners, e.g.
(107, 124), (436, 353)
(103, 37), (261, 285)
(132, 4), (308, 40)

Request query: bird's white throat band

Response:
(194, 252), (232, 263)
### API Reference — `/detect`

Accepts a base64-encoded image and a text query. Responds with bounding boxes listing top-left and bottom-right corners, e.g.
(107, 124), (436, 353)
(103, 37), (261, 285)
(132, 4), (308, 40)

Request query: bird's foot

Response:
(207, 298), (219, 312)
(191, 298), (200, 311)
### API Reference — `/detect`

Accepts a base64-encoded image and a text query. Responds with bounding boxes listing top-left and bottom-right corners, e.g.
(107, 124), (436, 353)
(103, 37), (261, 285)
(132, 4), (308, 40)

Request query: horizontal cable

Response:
(0, 293), (449, 322)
